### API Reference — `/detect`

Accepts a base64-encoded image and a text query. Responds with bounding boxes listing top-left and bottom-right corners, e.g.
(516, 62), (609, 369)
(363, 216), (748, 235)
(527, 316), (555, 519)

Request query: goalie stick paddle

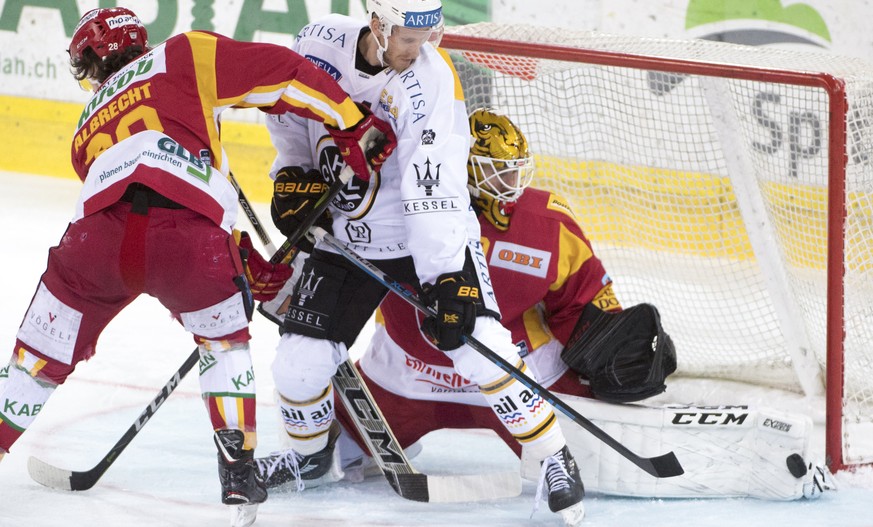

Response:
(230, 173), (521, 503)
(311, 227), (685, 479)
(27, 348), (200, 491)
(332, 359), (522, 503)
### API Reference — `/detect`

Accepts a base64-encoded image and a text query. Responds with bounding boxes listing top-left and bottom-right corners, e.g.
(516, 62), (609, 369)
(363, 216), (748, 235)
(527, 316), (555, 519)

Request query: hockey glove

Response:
(236, 231), (294, 301)
(271, 166), (332, 252)
(420, 271), (480, 351)
(561, 303), (677, 403)
(326, 103), (397, 181)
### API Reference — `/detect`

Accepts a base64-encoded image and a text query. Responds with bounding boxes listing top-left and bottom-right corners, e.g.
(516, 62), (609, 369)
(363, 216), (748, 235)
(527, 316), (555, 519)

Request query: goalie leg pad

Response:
(521, 394), (817, 500)
(561, 303), (676, 403)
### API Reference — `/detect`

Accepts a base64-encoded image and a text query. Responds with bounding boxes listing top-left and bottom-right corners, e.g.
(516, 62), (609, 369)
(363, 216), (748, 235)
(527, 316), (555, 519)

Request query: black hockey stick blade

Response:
(386, 472), (429, 502)
(28, 348), (200, 491)
(313, 227), (684, 479)
(332, 360), (522, 502)
(647, 451), (685, 479)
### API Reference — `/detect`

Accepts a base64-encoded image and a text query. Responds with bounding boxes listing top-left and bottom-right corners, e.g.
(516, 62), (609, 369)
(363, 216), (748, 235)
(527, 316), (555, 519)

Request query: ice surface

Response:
(1, 171), (871, 527)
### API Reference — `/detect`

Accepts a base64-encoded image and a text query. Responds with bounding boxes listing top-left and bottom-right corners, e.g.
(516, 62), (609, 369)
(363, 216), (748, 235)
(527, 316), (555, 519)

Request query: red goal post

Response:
(441, 24), (873, 472)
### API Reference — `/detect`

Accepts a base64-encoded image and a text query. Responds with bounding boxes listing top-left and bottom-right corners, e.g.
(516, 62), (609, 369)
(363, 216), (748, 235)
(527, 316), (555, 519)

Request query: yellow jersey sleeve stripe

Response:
(550, 222), (593, 292)
(185, 32), (225, 170)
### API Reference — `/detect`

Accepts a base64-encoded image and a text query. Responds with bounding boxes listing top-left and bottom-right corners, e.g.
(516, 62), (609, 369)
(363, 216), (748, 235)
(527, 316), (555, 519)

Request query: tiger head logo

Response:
(467, 108), (534, 231)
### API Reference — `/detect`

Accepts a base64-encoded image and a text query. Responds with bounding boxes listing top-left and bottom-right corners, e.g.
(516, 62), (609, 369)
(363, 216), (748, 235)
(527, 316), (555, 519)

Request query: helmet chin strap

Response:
(371, 22), (392, 67)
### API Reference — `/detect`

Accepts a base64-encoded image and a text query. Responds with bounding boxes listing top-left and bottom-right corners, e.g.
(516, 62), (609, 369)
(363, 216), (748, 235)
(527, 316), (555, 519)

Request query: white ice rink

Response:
(1, 170), (872, 527)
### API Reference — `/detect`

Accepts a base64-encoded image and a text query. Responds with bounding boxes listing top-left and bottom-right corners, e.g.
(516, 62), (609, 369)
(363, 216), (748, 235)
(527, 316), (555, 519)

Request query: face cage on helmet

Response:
(469, 155), (535, 203)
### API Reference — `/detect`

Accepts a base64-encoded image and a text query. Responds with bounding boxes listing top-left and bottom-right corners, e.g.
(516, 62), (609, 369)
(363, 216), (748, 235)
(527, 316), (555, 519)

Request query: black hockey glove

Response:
(561, 303), (677, 403)
(271, 166), (332, 252)
(420, 271), (480, 351)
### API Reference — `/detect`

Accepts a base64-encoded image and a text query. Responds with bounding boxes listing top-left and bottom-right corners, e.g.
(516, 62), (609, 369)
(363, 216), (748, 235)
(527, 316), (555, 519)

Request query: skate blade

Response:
(230, 503), (259, 527)
(559, 502), (585, 527)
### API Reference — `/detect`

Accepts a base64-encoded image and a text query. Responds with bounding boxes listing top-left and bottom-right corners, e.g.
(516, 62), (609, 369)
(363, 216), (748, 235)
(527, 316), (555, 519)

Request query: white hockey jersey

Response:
(267, 14), (476, 286)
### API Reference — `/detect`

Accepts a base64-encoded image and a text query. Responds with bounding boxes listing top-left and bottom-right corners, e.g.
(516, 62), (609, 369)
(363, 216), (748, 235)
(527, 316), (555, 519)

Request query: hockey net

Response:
(441, 24), (873, 471)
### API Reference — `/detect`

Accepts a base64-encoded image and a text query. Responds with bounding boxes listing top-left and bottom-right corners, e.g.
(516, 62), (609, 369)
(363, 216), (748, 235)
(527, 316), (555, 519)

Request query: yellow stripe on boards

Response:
(0, 95), (82, 179)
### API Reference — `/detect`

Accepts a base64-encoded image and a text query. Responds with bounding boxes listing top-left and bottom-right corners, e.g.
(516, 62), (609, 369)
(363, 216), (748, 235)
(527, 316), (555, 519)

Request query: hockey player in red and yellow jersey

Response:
(334, 109), (836, 504)
(334, 106), (621, 457)
(0, 6), (395, 522)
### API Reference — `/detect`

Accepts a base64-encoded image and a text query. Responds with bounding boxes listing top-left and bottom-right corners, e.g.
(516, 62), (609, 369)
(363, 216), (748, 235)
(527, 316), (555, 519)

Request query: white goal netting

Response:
(442, 23), (873, 468)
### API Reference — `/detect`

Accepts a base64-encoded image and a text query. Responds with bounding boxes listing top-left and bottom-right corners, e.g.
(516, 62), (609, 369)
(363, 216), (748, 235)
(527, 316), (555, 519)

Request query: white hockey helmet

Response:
(366, 0), (444, 65)
(367, 0), (443, 30)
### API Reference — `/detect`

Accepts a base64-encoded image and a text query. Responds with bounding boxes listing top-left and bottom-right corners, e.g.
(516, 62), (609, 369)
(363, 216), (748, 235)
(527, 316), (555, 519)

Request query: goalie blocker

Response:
(561, 303), (677, 403)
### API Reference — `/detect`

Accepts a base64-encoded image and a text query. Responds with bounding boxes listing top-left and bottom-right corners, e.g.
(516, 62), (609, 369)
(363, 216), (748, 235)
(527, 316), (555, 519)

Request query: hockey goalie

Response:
(259, 107), (835, 503)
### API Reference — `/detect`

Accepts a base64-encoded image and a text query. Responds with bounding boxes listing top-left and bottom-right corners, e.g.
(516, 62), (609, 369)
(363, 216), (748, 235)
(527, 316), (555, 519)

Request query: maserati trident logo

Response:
(414, 157), (441, 196)
(297, 269), (324, 306)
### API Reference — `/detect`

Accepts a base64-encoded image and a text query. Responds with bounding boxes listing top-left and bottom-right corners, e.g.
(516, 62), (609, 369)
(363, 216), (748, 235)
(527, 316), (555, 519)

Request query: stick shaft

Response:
(28, 348), (200, 491)
(312, 227), (684, 479)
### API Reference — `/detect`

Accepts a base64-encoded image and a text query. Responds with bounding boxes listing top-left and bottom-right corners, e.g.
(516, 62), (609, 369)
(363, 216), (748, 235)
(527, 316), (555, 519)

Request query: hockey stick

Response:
(229, 172), (522, 502)
(311, 226), (685, 479)
(229, 171), (277, 255)
(332, 359), (521, 502)
(27, 348), (200, 491)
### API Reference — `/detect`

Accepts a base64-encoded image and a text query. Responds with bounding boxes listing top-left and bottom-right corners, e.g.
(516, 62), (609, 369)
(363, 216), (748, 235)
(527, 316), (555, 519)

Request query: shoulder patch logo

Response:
(304, 54), (342, 82)
(547, 194), (577, 219)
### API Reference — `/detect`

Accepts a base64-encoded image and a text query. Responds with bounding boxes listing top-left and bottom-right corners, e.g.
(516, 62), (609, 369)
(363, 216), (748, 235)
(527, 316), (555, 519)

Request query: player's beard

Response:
(385, 49), (416, 72)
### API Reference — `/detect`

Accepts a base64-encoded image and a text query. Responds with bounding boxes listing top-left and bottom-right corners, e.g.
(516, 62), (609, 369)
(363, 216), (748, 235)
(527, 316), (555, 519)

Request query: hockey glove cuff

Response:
(420, 271), (480, 351)
(326, 103), (397, 181)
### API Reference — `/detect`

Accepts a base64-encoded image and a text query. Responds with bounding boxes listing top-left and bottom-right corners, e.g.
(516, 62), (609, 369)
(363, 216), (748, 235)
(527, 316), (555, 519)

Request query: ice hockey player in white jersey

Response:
(258, 1), (585, 524)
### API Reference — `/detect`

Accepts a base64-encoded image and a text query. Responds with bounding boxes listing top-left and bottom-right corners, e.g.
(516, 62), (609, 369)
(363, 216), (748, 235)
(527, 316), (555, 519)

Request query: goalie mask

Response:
(467, 108), (535, 231)
(69, 8), (148, 63)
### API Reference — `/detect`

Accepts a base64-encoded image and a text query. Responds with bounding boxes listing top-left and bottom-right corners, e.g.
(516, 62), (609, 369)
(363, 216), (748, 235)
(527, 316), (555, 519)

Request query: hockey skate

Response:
(254, 421), (342, 489)
(215, 429), (267, 527)
(537, 445), (585, 527)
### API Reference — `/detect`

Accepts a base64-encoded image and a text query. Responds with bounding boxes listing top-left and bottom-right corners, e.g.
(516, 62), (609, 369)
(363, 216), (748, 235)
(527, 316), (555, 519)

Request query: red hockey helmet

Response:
(69, 7), (148, 62)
